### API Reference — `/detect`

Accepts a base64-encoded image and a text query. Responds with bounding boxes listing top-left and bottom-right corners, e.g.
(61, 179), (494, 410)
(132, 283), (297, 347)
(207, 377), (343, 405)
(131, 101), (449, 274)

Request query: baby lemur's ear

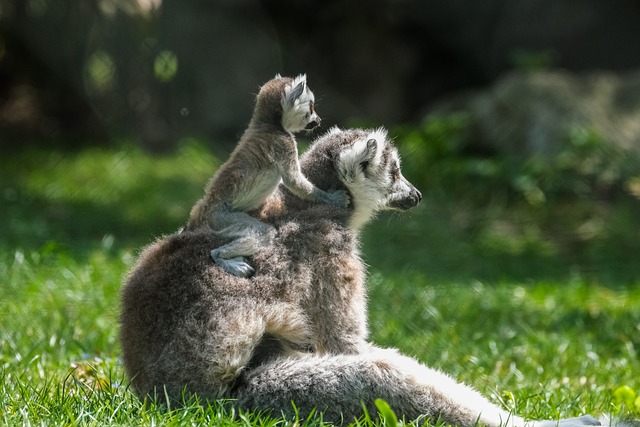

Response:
(283, 74), (307, 108)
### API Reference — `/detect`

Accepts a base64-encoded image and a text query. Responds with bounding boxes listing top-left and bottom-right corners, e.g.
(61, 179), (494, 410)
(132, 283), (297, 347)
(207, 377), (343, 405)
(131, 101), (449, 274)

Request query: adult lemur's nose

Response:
(403, 187), (422, 209)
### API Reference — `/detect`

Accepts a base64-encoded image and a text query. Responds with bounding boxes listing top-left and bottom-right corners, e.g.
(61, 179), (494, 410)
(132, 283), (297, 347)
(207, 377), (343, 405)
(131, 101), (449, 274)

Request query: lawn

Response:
(1, 138), (639, 426)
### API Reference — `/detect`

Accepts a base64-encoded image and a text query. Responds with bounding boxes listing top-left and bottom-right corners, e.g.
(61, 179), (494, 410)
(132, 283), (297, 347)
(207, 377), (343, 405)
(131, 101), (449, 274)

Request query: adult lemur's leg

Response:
(232, 346), (599, 427)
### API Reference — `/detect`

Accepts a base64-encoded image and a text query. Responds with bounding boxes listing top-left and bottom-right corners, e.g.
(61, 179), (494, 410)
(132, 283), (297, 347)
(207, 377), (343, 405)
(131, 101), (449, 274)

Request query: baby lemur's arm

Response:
(277, 150), (349, 206)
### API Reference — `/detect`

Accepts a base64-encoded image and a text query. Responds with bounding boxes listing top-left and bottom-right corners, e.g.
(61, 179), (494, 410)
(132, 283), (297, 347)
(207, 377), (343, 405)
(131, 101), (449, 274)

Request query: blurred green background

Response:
(2, 0), (640, 281)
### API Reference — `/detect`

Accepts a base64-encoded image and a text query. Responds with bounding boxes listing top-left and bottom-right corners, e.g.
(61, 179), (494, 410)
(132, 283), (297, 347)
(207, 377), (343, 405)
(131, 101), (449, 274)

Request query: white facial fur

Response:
(337, 128), (393, 229)
(281, 74), (320, 133)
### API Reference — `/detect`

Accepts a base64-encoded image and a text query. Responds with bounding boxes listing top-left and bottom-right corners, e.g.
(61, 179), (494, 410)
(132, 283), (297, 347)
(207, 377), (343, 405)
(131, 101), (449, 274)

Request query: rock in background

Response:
(433, 70), (640, 158)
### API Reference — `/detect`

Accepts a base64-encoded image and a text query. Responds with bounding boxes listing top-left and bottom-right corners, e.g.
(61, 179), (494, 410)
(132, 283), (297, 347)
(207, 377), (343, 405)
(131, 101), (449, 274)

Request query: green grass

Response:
(1, 140), (639, 425)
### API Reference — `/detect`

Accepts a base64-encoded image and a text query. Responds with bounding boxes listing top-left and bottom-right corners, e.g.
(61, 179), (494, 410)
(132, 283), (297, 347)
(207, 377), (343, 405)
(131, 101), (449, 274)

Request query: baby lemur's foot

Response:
(319, 189), (350, 207)
(211, 249), (255, 277)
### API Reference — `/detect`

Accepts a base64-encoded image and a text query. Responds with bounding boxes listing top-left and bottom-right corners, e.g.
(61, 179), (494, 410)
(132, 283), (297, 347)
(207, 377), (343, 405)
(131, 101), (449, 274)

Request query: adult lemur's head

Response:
(300, 127), (422, 230)
(251, 74), (320, 133)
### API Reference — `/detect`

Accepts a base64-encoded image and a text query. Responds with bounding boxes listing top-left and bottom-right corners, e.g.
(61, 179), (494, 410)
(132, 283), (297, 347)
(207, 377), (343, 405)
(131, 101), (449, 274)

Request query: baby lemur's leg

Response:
(209, 205), (277, 278)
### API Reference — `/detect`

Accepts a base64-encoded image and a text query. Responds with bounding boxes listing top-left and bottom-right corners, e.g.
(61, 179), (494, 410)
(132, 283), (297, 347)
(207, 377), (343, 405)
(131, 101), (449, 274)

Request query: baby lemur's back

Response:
(188, 77), (299, 222)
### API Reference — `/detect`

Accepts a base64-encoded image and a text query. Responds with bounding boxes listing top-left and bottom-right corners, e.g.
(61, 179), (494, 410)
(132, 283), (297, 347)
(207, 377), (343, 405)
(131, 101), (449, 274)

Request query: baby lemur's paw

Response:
(319, 189), (350, 207)
(211, 250), (256, 278)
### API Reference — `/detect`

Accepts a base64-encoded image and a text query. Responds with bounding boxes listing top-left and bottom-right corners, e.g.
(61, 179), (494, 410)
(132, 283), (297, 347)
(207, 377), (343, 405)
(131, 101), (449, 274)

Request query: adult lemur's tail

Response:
(234, 346), (518, 426)
(232, 347), (631, 427)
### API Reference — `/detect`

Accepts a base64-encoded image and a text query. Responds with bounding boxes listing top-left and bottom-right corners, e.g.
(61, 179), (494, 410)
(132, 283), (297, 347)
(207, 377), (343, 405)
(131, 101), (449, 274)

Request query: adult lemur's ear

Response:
(283, 74), (307, 108)
(358, 128), (386, 168)
(338, 128), (386, 182)
(359, 139), (377, 174)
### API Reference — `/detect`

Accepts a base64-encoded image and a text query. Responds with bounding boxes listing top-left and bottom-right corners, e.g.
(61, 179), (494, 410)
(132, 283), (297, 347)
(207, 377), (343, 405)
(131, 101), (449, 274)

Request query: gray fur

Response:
(121, 128), (612, 427)
(186, 74), (348, 277)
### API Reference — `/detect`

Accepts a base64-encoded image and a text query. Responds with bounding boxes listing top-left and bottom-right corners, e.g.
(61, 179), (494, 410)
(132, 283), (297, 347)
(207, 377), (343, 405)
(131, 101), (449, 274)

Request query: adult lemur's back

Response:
(121, 128), (609, 427)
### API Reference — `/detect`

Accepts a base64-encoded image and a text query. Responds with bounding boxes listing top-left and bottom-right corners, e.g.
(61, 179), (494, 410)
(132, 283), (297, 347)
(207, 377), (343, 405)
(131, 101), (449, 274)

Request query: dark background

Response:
(3, 0), (640, 149)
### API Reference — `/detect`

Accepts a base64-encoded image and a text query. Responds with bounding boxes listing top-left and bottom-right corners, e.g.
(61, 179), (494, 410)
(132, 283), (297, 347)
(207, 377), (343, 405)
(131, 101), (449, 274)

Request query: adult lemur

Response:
(121, 128), (616, 427)
(186, 74), (348, 277)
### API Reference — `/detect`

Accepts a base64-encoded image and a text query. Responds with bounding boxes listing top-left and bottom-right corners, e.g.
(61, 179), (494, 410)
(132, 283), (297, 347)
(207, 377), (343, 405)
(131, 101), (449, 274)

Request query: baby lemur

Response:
(187, 74), (349, 277)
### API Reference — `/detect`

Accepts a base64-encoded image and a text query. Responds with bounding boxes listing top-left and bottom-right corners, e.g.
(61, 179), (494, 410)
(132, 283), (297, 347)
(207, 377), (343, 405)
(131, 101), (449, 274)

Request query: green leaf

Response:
(613, 385), (637, 410)
(375, 398), (399, 427)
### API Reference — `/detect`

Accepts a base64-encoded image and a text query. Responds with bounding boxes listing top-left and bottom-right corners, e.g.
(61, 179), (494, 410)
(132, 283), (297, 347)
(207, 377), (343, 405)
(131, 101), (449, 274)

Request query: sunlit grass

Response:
(1, 141), (639, 425)
(369, 273), (640, 411)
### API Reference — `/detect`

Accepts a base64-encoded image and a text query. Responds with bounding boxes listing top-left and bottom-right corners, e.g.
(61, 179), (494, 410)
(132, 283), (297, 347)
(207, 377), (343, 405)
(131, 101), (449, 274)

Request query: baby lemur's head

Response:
(253, 74), (321, 133)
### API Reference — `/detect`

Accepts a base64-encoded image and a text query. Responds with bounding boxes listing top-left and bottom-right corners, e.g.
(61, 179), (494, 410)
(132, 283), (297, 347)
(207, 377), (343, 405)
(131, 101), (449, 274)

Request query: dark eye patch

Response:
(391, 164), (400, 181)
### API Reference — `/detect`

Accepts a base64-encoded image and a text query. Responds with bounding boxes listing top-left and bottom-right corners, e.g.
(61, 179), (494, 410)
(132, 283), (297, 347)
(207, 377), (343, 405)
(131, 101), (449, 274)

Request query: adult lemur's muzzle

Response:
(389, 183), (422, 211)
(305, 117), (321, 130)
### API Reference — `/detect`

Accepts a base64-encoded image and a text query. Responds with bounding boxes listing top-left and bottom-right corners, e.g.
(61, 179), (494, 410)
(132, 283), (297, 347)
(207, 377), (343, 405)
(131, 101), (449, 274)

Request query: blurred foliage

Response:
(509, 49), (559, 71)
(2, 120), (640, 285)
(4, 0), (640, 148)
(361, 114), (640, 283)
(399, 113), (640, 205)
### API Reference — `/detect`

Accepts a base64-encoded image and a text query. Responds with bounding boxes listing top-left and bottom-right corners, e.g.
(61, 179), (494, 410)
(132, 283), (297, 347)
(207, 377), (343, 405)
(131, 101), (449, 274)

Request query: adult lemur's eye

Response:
(391, 165), (400, 181)
(309, 101), (315, 114)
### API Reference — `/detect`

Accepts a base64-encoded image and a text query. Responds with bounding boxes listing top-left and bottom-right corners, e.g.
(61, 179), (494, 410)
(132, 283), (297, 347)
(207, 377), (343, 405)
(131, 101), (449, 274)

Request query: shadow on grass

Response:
(1, 178), (191, 256)
(0, 144), (212, 261)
